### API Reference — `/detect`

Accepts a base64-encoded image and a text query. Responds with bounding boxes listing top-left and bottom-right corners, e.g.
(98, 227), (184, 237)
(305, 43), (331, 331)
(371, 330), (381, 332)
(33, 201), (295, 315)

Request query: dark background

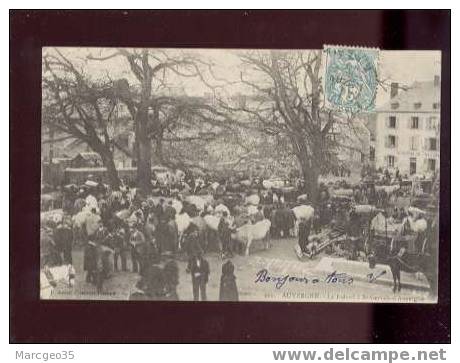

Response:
(10, 10), (450, 343)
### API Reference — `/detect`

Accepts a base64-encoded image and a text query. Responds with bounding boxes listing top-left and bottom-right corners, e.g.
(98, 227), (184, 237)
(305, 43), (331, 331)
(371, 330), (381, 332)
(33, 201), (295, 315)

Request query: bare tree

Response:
(219, 50), (368, 201)
(42, 49), (124, 189)
(87, 48), (234, 194)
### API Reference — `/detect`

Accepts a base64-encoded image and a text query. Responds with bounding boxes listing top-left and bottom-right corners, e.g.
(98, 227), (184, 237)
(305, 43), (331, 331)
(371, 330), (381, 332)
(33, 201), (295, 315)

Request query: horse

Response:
(40, 264), (76, 299)
(385, 216), (438, 294)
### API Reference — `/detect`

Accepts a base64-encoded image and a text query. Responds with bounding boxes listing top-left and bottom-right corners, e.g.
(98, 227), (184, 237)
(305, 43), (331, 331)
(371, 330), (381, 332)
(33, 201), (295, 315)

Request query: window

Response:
(387, 135), (396, 148)
(410, 158), (417, 175)
(433, 102), (440, 110)
(414, 102), (422, 109)
(410, 136), (419, 151)
(429, 138), (438, 151)
(426, 116), (438, 130)
(428, 159), (436, 172)
(411, 116), (419, 129)
(391, 102), (399, 110)
(388, 116), (397, 129)
(387, 155), (395, 168)
(369, 146), (375, 161)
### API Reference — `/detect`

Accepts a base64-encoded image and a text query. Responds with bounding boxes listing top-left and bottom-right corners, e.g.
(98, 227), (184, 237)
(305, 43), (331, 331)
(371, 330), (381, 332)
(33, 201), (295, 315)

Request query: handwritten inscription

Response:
(255, 269), (353, 289)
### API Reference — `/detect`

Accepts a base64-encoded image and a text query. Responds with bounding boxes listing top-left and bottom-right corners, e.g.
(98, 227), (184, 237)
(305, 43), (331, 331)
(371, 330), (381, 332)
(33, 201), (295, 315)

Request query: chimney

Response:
(434, 75), (440, 87)
(390, 82), (399, 98)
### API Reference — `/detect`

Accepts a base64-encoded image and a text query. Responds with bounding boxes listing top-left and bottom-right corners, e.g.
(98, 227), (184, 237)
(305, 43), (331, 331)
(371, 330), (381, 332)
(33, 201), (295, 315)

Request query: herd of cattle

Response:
(42, 189), (316, 257)
(41, 173), (436, 261)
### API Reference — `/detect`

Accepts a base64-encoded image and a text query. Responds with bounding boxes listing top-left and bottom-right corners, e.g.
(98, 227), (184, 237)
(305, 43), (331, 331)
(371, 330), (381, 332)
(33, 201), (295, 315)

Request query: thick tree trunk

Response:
(101, 150), (121, 191)
(137, 135), (152, 195)
(299, 158), (320, 205)
(88, 140), (121, 190)
(135, 105), (152, 196)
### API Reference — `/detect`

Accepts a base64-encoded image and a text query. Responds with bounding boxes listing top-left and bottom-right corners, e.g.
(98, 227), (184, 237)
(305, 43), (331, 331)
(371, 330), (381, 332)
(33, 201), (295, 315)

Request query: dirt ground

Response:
(48, 235), (433, 303)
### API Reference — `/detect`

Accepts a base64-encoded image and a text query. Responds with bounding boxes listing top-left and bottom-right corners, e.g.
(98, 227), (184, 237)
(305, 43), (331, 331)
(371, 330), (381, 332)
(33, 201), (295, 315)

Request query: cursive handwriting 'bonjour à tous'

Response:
(254, 269), (353, 289)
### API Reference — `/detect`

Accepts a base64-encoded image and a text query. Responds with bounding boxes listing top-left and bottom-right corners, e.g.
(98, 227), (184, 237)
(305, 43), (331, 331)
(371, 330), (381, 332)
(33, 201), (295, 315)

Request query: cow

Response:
(176, 212), (192, 249)
(291, 205), (315, 237)
(232, 219), (271, 256)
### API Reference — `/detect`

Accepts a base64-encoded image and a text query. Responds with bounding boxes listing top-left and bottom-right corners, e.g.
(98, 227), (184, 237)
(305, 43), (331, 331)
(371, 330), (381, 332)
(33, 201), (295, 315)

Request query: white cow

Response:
(233, 219), (271, 256)
(41, 209), (64, 225)
(247, 205), (258, 216)
(204, 214), (220, 231)
(292, 205), (315, 221)
(240, 179), (252, 187)
(72, 209), (92, 229)
(185, 195), (208, 211)
(407, 206), (427, 218)
(353, 204), (377, 214)
(171, 199), (183, 214)
(245, 194), (260, 206)
(292, 205), (315, 237)
(262, 180), (274, 189)
(404, 216), (428, 233)
(176, 212), (192, 236)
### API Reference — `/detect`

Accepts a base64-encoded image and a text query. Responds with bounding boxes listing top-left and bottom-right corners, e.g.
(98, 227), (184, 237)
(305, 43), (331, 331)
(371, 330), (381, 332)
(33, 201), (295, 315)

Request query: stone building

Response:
(369, 76), (441, 177)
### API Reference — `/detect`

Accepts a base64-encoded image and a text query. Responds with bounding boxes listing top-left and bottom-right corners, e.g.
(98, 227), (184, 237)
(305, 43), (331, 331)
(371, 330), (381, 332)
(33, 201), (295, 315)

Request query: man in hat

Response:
(186, 251), (210, 301)
(183, 223), (203, 258)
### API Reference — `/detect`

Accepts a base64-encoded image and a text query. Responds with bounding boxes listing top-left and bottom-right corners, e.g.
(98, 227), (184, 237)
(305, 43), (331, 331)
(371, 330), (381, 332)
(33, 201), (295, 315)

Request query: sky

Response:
(44, 47), (441, 107)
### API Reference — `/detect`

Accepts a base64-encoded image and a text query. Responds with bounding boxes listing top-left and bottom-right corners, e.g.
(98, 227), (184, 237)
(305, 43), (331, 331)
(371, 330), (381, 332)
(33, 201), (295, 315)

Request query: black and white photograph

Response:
(39, 46), (441, 303)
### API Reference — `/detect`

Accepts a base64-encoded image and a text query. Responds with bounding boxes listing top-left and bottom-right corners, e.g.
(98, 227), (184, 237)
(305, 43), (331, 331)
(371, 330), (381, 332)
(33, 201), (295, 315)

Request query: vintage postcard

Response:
(40, 47), (441, 303)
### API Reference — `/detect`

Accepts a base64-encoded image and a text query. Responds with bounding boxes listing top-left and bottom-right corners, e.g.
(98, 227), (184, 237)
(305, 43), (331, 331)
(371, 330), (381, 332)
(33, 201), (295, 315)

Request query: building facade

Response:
(370, 76), (441, 177)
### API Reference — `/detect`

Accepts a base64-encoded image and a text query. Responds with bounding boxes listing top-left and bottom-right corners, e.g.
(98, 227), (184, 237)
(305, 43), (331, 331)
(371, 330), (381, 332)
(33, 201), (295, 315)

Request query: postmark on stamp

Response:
(324, 46), (379, 113)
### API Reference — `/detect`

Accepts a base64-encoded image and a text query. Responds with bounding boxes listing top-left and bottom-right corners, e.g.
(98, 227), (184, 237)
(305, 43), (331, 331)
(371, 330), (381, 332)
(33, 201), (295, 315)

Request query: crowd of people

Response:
(41, 173), (263, 300)
(40, 166), (438, 300)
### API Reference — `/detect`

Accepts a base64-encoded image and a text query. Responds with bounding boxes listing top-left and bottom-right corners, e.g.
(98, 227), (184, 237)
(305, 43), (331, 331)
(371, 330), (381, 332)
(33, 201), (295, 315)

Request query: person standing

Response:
(144, 215), (160, 263)
(83, 239), (98, 284)
(219, 260), (239, 301)
(164, 200), (176, 221)
(40, 224), (60, 267)
(129, 224), (145, 273)
(218, 212), (232, 258)
(298, 217), (311, 255)
(186, 252), (210, 301)
(164, 216), (179, 255)
(183, 223), (203, 258)
(85, 208), (101, 241)
(53, 216), (73, 264)
(113, 226), (129, 272)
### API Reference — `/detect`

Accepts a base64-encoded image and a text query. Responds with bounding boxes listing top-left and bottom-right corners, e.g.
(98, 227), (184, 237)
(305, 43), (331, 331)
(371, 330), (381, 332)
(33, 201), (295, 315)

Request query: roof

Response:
(74, 152), (102, 162)
(377, 80), (441, 113)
